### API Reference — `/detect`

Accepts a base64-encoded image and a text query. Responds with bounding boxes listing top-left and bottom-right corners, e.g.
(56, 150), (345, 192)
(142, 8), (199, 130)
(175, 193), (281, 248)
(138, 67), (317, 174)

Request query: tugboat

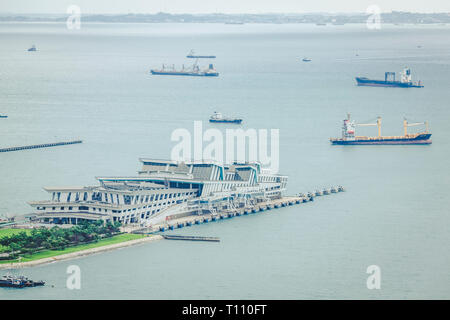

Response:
(356, 68), (423, 88)
(330, 114), (432, 145)
(27, 45), (37, 52)
(0, 274), (45, 288)
(150, 62), (219, 77)
(209, 112), (242, 124)
(186, 50), (216, 59)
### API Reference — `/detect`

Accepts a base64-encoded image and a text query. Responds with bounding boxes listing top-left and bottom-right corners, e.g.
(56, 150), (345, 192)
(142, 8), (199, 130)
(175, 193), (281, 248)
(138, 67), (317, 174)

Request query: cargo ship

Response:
(355, 68), (423, 88)
(209, 112), (242, 124)
(186, 50), (216, 59)
(330, 114), (431, 145)
(150, 63), (218, 77)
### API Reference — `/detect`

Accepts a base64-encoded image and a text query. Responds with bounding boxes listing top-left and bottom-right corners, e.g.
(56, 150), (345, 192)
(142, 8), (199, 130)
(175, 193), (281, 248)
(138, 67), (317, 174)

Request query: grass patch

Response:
(0, 233), (147, 264)
(0, 228), (31, 238)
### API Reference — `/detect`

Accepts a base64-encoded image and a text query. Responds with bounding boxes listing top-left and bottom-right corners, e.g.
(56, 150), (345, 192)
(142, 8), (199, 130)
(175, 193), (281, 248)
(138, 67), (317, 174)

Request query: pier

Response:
(0, 140), (82, 153)
(132, 186), (345, 235)
(162, 235), (220, 242)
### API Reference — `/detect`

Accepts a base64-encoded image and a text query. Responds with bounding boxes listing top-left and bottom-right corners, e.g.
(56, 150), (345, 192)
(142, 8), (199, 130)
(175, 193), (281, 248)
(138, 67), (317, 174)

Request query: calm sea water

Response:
(0, 22), (449, 299)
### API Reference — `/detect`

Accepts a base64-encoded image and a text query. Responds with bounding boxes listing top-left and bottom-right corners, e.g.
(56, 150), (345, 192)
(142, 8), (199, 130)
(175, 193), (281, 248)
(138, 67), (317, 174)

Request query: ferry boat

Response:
(330, 114), (432, 145)
(209, 112), (242, 124)
(150, 63), (218, 77)
(356, 68), (423, 88)
(29, 159), (287, 226)
(0, 274), (45, 288)
(27, 45), (37, 52)
(186, 50), (216, 59)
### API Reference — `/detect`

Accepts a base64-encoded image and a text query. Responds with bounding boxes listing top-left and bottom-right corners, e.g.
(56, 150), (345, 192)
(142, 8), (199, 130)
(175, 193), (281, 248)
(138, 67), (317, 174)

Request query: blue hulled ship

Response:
(356, 68), (423, 88)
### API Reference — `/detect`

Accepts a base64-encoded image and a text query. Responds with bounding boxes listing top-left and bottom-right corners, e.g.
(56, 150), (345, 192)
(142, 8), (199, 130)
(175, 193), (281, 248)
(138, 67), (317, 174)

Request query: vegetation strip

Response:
(0, 235), (162, 269)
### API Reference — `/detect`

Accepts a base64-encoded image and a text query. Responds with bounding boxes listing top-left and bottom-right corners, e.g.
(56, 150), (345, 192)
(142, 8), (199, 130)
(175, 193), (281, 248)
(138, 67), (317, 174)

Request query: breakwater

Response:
(0, 140), (82, 153)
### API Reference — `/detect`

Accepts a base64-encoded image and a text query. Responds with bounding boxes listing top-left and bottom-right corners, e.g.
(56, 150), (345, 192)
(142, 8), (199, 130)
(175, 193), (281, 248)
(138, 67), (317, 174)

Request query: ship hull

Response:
(150, 70), (218, 77)
(187, 55), (216, 59)
(331, 134), (432, 145)
(355, 77), (423, 88)
(209, 119), (242, 124)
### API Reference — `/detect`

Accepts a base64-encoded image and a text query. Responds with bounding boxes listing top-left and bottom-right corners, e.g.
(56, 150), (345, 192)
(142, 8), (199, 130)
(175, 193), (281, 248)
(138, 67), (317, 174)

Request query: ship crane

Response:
(355, 117), (382, 137)
(403, 119), (429, 136)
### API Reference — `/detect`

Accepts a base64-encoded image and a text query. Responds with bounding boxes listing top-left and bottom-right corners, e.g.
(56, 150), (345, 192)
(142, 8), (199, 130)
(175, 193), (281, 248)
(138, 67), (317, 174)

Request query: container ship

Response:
(150, 63), (218, 77)
(186, 50), (216, 59)
(355, 68), (423, 88)
(330, 114), (431, 145)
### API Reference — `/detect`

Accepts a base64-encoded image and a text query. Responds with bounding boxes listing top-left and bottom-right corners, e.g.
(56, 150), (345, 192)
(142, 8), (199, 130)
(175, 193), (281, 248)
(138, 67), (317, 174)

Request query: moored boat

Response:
(0, 274), (45, 288)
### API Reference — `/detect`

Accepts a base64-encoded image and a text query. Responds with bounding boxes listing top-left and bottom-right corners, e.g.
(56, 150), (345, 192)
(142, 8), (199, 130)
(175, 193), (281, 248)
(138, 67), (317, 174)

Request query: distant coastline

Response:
(0, 12), (449, 24)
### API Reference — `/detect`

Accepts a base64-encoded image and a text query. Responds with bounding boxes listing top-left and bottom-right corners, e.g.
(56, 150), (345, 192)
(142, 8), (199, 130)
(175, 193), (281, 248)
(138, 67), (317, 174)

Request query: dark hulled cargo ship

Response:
(356, 68), (423, 88)
(330, 114), (431, 145)
(186, 50), (216, 59)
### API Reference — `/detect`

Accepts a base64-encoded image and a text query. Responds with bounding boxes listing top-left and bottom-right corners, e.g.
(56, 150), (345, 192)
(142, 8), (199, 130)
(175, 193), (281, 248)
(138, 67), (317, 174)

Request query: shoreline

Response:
(0, 235), (163, 270)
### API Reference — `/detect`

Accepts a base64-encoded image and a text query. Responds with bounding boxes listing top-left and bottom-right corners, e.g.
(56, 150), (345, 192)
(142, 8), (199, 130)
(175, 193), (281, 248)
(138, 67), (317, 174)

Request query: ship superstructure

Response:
(330, 114), (431, 145)
(356, 68), (423, 88)
(29, 159), (287, 226)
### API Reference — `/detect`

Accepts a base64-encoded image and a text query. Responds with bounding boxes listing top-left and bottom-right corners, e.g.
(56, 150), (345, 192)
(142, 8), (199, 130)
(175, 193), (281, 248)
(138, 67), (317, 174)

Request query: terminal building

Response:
(29, 158), (288, 226)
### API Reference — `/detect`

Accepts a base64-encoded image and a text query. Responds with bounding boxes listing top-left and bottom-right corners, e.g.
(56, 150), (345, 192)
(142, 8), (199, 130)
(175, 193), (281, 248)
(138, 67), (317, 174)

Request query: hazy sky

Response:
(1, 0), (449, 14)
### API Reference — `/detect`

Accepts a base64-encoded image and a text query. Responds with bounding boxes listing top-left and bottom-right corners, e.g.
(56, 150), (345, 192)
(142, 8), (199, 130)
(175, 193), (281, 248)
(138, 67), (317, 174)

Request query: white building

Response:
(29, 159), (288, 225)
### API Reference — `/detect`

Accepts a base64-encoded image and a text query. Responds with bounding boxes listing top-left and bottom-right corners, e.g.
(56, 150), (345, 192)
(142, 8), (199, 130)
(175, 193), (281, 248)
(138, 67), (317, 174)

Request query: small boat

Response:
(187, 50), (216, 59)
(0, 115), (7, 118)
(302, 58), (312, 62)
(27, 45), (37, 52)
(209, 112), (242, 124)
(0, 274), (45, 288)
